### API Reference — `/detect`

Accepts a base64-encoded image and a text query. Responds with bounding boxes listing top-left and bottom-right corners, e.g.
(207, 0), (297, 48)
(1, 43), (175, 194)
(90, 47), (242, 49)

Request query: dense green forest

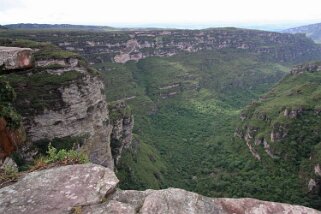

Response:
(93, 50), (320, 207)
(1, 29), (320, 208)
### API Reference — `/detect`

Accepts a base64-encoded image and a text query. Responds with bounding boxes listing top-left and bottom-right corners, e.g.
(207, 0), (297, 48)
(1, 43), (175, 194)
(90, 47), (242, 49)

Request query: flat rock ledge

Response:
(0, 164), (320, 214)
(0, 46), (33, 70)
(0, 164), (118, 214)
(103, 188), (321, 214)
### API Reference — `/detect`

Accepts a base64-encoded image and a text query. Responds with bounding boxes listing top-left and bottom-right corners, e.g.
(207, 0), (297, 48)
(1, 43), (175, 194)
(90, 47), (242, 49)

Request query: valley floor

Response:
(94, 51), (318, 207)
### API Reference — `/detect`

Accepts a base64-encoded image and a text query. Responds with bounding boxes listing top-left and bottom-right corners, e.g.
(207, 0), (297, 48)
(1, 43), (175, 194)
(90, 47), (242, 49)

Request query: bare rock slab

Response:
(0, 164), (118, 214)
(111, 188), (321, 214)
(0, 165), (319, 214)
(0, 46), (33, 70)
(82, 200), (136, 214)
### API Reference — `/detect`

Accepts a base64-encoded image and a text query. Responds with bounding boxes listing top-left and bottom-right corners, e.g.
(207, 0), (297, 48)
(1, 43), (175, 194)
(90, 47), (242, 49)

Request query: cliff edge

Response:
(0, 40), (133, 169)
(0, 163), (319, 214)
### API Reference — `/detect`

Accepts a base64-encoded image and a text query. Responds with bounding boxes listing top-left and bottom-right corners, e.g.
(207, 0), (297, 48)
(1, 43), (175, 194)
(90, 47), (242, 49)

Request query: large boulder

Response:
(0, 164), (118, 214)
(0, 158), (320, 214)
(0, 46), (33, 70)
(109, 188), (321, 214)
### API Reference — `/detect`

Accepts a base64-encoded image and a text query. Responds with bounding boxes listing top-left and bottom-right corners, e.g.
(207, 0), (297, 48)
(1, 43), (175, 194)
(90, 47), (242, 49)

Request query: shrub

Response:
(45, 144), (89, 164)
(31, 144), (89, 171)
(0, 166), (19, 188)
(0, 79), (21, 128)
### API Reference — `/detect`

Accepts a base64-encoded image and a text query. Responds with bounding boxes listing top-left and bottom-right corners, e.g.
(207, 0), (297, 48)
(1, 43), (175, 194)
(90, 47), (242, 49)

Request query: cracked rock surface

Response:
(0, 164), (118, 214)
(0, 46), (33, 70)
(0, 164), (320, 214)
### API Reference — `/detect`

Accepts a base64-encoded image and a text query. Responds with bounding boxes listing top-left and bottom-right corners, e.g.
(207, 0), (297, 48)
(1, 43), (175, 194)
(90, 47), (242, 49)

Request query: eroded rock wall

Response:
(12, 29), (321, 64)
(0, 46), (33, 70)
(0, 45), (133, 169)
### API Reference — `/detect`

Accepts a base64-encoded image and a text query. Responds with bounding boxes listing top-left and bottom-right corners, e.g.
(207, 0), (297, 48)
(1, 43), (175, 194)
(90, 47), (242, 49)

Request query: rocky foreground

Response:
(0, 164), (319, 214)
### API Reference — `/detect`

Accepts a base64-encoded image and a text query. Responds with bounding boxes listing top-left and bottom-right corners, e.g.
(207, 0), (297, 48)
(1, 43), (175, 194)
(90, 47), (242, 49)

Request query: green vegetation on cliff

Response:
(0, 79), (21, 128)
(2, 30), (321, 209)
(94, 47), (320, 208)
(238, 65), (321, 208)
(93, 49), (321, 207)
(4, 71), (84, 114)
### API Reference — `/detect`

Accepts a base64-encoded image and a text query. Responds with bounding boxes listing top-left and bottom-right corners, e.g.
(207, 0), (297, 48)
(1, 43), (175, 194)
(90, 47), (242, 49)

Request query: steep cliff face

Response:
(54, 29), (321, 64)
(0, 47), (33, 70)
(109, 101), (134, 166)
(0, 164), (320, 214)
(236, 61), (321, 206)
(0, 41), (133, 169)
(0, 68), (26, 162)
(3, 28), (321, 64)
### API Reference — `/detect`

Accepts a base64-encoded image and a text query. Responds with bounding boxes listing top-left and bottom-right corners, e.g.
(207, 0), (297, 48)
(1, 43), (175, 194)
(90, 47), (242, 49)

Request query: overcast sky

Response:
(1, 0), (321, 28)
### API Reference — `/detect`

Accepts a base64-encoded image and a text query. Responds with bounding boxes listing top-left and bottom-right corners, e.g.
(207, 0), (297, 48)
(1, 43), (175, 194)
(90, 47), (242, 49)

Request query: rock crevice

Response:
(1, 164), (319, 214)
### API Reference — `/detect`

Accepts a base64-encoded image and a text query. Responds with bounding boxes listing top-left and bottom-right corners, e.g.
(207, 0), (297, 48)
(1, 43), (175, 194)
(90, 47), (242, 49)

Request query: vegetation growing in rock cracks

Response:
(0, 78), (21, 128)
(31, 144), (89, 171)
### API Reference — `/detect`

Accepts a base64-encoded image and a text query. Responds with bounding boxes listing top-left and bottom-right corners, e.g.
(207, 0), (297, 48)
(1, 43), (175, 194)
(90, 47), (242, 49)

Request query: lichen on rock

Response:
(0, 164), (118, 214)
(1, 164), (320, 214)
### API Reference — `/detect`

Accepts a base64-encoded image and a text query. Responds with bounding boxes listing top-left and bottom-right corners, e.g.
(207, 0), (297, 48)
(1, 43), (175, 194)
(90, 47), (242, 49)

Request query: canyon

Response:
(1, 26), (321, 212)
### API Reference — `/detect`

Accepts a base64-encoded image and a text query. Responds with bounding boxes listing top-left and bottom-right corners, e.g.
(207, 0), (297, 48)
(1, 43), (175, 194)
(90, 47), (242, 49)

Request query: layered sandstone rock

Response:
(0, 46), (33, 70)
(51, 29), (321, 64)
(0, 164), (118, 214)
(0, 164), (319, 214)
(109, 101), (134, 166)
(0, 45), (133, 169)
(290, 62), (321, 75)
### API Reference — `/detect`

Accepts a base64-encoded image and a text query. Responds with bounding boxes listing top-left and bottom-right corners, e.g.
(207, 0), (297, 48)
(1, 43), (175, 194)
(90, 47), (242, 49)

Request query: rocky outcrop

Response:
(15, 28), (321, 64)
(0, 44), (133, 169)
(1, 164), (320, 214)
(237, 61), (320, 160)
(0, 164), (118, 214)
(308, 163), (321, 194)
(309, 179), (317, 192)
(35, 58), (79, 68)
(284, 107), (304, 118)
(0, 47), (33, 70)
(0, 157), (18, 172)
(24, 72), (115, 167)
(290, 62), (321, 75)
(109, 101), (134, 166)
(74, 29), (321, 64)
(315, 164), (321, 177)
(237, 126), (262, 160)
(270, 123), (288, 142)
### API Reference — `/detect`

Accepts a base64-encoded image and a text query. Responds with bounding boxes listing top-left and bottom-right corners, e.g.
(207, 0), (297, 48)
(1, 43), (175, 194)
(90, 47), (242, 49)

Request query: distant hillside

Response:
(283, 23), (321, 43)
(4, 23), (171, 32)
(1, 27), (320, 64)
(4, 23), (117, 31)
(237, 62), (321, 208)
(0, 25), (7, 30)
